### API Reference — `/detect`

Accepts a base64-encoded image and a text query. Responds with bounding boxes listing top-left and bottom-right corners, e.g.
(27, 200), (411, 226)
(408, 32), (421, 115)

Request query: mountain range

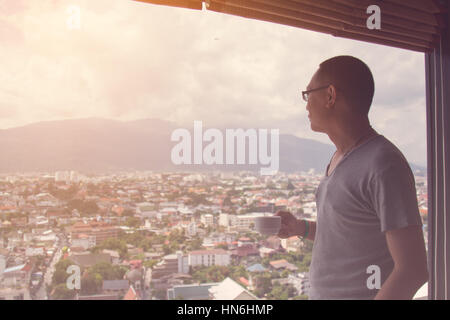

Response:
(0, 118), (425, 175)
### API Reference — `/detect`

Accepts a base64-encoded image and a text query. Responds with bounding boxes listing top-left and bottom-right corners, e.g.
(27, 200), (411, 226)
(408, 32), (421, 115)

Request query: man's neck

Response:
(327, 117), (376, 156)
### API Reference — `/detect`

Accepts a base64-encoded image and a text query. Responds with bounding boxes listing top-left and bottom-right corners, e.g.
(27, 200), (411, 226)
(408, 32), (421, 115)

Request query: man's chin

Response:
(309, 122), (318, 132)
(310, 123), (324, 133)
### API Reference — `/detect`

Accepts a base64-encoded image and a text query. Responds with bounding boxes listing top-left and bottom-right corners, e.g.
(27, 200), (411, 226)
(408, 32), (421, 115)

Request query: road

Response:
(33, 235), (65, 300)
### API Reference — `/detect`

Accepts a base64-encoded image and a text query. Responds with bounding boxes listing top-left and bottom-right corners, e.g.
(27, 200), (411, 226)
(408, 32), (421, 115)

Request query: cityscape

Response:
(0, 0), (445, 304)
(0, 170), (428, 300)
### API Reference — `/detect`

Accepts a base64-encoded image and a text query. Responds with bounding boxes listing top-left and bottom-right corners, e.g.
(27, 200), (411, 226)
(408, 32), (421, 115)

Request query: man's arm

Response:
(275, 211), (316, 241)
(374, 225), (428, 300)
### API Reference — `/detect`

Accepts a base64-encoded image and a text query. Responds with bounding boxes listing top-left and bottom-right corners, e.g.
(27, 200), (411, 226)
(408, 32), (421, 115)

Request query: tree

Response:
(32, 255), (46, 269)
(301, 239), (314, 252)
(88, 262), (127, 280)
(86, 183), (97, 194)
(186, 237), (203, 251)
(222, 197), (233, 206)
(266, 182), (276, 189)
(49, 184), (79, 201)
(253, 274), (272, 297)
(81, 272), (103, 295)
(162, 244), (172, 255)
(230, 265), (248, 280)
(186, 193), (212, 206)
(154, 288), (167, 300)
(121, 209), (135, 217)
(287, 180), (295, 190)
(190, 265), (236, 284)
(51, 283), (76, 300)
(144, 260), (158, 269)
(52, 259), (76, 286)
(267, 283), (297, 300)
(67, 199), (99, 215)
(93, 238), (127, 258)
(132, 253), (146, 261)
(125, 217), (141, 228)
(216, 243), (228, 250)
(84, 200), (99, 215)
(287, 284), (297, 298)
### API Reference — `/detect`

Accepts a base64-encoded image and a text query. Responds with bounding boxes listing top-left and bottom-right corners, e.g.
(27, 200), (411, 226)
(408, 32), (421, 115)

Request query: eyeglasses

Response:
(301, 85), (330, 102)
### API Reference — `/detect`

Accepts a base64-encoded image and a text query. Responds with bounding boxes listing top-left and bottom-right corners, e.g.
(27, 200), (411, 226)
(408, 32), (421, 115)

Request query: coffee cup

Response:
(254, 216), (281, 235)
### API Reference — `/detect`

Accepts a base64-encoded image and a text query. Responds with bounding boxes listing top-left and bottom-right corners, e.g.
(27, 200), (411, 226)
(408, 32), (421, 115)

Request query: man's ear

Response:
(326, 85), (337, 107)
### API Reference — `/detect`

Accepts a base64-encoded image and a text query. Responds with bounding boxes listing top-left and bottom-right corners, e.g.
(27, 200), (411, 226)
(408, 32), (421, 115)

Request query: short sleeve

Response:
(369, 161), (423, 233)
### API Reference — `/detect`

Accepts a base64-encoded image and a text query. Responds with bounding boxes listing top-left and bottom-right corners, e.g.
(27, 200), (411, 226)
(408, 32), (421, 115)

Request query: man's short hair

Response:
(317, 56), (375, 115)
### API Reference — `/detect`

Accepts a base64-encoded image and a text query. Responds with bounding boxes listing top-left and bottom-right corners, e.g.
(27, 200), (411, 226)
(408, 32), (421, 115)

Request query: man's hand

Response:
(275, 210), (303, 239)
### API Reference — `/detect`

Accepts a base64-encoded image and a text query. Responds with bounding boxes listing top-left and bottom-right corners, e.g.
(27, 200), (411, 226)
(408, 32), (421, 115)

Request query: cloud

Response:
(0, 0), (427, 165)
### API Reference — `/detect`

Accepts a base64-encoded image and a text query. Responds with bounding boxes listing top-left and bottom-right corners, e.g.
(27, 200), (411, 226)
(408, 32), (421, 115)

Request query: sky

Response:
(0, 0), (427, 166)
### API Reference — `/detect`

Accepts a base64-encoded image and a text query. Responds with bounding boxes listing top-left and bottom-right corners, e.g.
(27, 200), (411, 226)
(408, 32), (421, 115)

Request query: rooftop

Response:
(70, 253), (112, 267)
(103, 280), (130, 291)
(189, 249), (229, 255)
(209, 277), (258, 300)
(167, 282), (219, 300)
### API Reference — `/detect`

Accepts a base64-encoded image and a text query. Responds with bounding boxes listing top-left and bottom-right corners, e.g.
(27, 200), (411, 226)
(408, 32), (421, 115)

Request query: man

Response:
(276, 56), (428, 300)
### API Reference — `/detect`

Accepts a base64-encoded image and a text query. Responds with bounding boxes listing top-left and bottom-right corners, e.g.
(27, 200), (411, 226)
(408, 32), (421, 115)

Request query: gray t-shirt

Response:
(308, 135), (423, 300)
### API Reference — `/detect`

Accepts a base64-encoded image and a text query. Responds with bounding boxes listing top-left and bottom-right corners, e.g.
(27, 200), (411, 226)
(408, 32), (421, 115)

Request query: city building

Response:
(71, 234), (96, 250)
(102, 280), (130, 297)
(188, 249), (230, 267)
(167, 282), (219, 300)
(209, 277), (258, 300)
(200, 214), (214, 227)
(152, 251), (189, 279)
(69, 221), (119, 245)
(0, 262), (32, 288)
(288, 273), (310, 296)
(280, 236), (302, 253)
(269, 259), (298, 272)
